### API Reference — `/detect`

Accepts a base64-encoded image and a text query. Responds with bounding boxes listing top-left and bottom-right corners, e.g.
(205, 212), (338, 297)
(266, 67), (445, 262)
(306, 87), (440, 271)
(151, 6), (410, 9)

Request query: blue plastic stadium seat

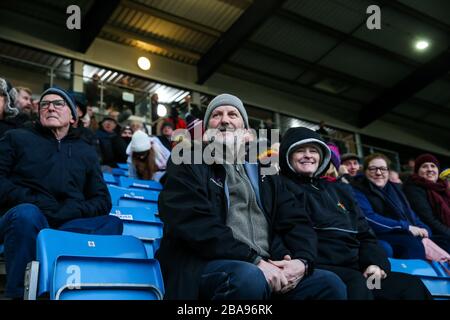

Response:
(110, 206), (164, 258)
(110, 206), (160, 222)
(103, 172), (118, 185)
(0, 244), (3, 255)
(389, 258), (450, 299)
(25, 229), (164, 300)
(118, 176), (163, 191)
(111, 168), (128, 177)
(430, 261), (450, 278)
(108, 185), (159, 207)
(389, 258), (437, 276)
(52, 256), (163, 300)
(117, 163), (129, 170)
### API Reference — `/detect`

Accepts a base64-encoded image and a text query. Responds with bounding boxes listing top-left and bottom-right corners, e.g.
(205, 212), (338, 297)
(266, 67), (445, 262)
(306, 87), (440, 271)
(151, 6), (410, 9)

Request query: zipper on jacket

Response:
(57, 139), (61, 151)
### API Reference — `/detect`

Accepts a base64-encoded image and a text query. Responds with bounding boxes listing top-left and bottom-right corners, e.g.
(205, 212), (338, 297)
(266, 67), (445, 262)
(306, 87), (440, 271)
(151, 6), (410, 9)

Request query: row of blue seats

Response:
(22, 174), (165, 300)
(103, 173), (163, 192)
(104, 175), (450, 299)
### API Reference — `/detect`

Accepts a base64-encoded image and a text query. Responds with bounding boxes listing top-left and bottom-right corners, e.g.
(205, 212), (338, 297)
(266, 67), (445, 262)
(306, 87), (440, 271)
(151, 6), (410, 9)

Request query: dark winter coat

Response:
(279, 127), (390, 273)
(351, 176), (431, 235)
(0, 123), (111, 227)
(404, 181), (450, 237)
(156, 153), (317, 299)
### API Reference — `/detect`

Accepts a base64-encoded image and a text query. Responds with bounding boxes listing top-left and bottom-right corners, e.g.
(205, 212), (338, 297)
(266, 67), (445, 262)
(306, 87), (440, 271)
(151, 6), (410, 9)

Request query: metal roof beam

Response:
(78, 0), (121, 53)
(197, 0), (287, 84)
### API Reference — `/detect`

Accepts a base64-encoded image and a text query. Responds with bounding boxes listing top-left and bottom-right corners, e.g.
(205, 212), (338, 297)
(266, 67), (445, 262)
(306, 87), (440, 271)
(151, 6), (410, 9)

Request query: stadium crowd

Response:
(0, 75), (449, 300)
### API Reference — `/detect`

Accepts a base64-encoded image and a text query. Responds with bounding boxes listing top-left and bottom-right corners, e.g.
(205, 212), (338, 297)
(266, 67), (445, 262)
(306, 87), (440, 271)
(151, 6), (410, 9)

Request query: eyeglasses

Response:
(367, 166), (389, 174)
(39, 100), (66, 110)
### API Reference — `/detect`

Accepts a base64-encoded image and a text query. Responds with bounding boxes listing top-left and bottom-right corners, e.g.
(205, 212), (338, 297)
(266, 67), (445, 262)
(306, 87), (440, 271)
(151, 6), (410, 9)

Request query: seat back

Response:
(117, 163), (129, 170)
(111, 168), (128, 177)
(36, 229), (148, 297)
(430, 261), (450, 278)
(52, 256), (164, 300)
(108, 185), (159, 207)
(103, 172), (118, 185)
(110, 206), (164, 258)
(118, 176), (163, 191)
(110, 206), (160, 222)
(389, 258), (438, 277)
(389, 258), (450, 299)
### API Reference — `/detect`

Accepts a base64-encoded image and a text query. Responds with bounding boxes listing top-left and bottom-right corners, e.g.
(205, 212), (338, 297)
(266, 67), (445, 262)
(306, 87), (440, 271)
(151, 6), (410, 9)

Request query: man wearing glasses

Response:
(0, 87), (123, 299)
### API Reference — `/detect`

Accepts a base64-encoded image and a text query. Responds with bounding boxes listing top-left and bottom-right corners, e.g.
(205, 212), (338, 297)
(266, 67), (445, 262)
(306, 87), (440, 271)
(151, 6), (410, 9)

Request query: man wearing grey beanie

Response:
(202, 93), (251, 147)
(157, 92), (347, 300)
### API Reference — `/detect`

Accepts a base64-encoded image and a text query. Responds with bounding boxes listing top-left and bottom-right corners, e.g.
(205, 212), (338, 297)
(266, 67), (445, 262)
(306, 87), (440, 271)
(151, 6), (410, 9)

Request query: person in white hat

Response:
(127, 130), (170, 181)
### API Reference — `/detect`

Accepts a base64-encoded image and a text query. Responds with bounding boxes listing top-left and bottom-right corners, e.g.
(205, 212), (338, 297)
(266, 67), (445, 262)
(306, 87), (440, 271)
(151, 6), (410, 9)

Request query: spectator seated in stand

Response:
(351, 153), (450, 260)
(127, 131), (170, 182)
(404, 154), (450, 240)
(0, 87), (122, 299)
(339, 153), (362, 184)
(157, 93), (347, 300)
(95, 116), (125, 168)
(278, 127), (431, 300)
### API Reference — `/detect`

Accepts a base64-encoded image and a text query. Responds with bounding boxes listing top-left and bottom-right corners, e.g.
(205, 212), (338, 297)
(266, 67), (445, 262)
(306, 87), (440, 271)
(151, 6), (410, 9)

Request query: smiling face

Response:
(290, 144), (321, 177)
(418, 162), (439, 183)
(207, 105), (244, 144)
(342, 159), (360, 177)
(366, 157), (389, 188)
(39, 94), (74, 129)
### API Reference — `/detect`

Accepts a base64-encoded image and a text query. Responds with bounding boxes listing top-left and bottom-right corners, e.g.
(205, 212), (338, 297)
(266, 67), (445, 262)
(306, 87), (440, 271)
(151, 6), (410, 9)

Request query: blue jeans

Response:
(199, 259), (347, 300)
(0, 203), (123, 298)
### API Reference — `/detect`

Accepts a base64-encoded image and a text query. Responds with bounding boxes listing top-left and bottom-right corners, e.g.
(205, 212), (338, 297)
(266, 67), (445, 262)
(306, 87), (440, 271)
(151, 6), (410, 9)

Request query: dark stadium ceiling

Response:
(0, 0), (449, 148)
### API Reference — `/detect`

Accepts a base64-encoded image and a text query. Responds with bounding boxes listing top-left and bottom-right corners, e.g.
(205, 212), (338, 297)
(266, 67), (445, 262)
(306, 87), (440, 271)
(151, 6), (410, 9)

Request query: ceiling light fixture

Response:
(415, 40), (429, 50)
(137, 56), (151, 70)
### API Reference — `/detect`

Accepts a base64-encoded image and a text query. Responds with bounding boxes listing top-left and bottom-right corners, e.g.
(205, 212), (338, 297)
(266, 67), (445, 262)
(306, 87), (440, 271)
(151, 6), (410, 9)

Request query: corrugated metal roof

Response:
(99, 30), (197, 64)
(134, 0), (251, 32)
(251, 16), (340, 62)
(0, 41), (71, 74)
(106, 3), (217, 62)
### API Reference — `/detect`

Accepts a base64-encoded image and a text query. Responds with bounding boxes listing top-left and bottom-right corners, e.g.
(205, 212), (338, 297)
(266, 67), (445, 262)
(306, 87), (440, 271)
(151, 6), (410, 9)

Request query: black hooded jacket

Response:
(279, 127), (390, 272)
(0, 123), (111, 227)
